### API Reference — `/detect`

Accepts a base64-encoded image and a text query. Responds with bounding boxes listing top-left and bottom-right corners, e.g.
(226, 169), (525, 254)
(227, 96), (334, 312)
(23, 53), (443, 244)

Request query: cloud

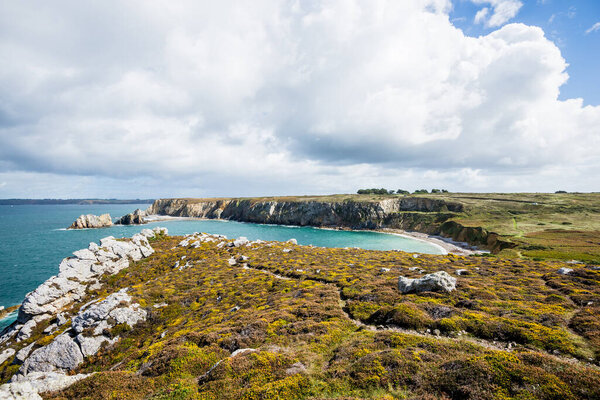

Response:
(0, 0), (598, 197)
(586, 22), (600, 34)
(471, 0), (523, 27)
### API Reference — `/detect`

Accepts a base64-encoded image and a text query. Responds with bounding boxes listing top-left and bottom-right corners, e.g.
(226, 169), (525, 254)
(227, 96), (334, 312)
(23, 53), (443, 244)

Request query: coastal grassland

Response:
(31, 235), (600, 399)
(426, 192), (600, 262)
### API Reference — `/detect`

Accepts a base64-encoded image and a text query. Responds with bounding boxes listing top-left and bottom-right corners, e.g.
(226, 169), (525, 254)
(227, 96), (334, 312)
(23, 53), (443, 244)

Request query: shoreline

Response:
(143, 214), (481, 255)
(379, 228), (486, 256)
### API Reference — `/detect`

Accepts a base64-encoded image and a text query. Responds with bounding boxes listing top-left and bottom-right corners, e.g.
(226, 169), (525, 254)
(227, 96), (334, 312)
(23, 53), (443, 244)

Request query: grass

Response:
(0, 233), (593, 399)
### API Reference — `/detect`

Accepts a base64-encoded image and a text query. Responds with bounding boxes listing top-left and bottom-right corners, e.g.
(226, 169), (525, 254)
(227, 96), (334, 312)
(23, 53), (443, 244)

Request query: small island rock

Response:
(68, 214), (113, 229)
(115, 209), (147, 225)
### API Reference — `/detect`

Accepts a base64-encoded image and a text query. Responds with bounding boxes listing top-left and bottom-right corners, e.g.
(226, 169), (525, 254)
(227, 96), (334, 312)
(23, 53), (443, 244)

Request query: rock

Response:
(455, 269), (470, 276)
(230, 348), (256, 357)
(76, 334), (118, 357)
(20, 334), (83, 374)
(68, 214), (113, 229)
(14, 343), (35, 365)
(0, 348), (15, 365)
(285, 362), (307, 375)
(2, 371), (91, 398)
(115, 209), (147, 225)
(287, 238), (298, 245)
(380, 268), (390, 273)
(282, 248), (292, 253)
(398, 271), (457, 294)
(228, 257), (237, 266)
(557, 267), (573, 275)
(228, 237), (249, 247)
(0, 379), (41, 400)
(72, 289), (146, 335)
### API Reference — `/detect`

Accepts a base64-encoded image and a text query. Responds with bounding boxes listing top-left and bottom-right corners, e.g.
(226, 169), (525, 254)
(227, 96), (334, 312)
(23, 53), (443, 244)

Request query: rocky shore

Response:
(0, 227), (167, 398)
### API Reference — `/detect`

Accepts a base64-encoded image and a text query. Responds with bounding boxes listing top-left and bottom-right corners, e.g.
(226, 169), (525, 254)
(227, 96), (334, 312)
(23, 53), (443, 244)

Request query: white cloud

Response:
(0, 0), (598, 197)
(471, 0), (523, 27)
(474, 8), (490, 25)
(586, 22), (600, 34)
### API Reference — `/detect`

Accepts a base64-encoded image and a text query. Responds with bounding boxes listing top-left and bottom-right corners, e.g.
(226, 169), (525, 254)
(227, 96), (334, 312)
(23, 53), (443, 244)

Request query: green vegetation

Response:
(424, 192), (600, 262)
(2, 234), (595, 399)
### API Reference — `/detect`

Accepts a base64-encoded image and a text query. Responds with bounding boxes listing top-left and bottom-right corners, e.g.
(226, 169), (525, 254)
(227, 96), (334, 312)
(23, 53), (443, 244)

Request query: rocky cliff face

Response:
(147, 197), (463, 229)
(146, 197), (514, 252)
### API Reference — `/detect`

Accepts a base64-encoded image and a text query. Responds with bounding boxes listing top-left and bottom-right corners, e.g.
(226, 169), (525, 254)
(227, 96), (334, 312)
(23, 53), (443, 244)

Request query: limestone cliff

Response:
(146, 197), (513, 252)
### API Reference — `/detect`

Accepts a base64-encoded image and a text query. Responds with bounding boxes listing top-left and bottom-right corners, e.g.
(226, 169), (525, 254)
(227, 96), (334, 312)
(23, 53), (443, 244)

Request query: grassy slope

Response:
(425, 193), (600, 262)
(4, 234), (594, 399)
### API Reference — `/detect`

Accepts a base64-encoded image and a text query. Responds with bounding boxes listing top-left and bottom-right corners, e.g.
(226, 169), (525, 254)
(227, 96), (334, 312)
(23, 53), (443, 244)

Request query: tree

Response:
(396, 189), (409, 195)
(431, 189), (441, 193)
(414, 189), (428, 194)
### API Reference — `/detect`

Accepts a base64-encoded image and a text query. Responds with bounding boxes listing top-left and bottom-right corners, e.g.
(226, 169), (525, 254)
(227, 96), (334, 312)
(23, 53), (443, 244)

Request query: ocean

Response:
(0, 204), (443, 329)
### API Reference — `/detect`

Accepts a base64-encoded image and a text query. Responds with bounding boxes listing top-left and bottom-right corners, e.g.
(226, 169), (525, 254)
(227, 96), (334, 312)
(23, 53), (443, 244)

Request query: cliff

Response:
(147, 197), (511, 252)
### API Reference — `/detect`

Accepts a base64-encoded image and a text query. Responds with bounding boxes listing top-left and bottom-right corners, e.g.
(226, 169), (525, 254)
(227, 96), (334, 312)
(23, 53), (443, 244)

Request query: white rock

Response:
(0, 348), (15, 365)
(0, 379), (42, 400)
(398, 271), (457, 294)
(232, 237), (249, 247)
(76, 334), (119, 357)
(287, 239), (298, 245)
(455, 269), (470, 276)
(557, 267), (573, 275)
(20, 334), (83, 374)
(5, 371), (91, 397)
(14, 343), (35, 365)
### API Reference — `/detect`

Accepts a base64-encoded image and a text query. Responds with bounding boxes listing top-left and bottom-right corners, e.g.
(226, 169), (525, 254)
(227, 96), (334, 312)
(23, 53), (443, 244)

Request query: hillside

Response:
(148, 193), (600, 262)
(1, 229), (599, 399)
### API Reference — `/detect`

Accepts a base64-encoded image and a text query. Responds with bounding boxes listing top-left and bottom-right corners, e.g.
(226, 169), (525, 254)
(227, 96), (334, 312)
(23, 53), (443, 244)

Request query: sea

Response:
(0, 204), (443, 329)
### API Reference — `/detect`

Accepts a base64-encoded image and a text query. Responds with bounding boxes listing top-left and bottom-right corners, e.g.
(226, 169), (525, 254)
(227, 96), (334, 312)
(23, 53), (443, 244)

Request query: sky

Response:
(0, 0), (599, 198)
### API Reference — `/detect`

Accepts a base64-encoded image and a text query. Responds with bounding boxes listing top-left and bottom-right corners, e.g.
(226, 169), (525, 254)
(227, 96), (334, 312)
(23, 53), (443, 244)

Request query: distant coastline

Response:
(0, 198), (154, 205)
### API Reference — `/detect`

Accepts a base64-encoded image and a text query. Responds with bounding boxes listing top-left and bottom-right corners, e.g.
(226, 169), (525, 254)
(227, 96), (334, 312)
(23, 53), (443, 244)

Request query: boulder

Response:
(115, 209), (147, 225)
(20, 334), (83, 374)
(68, 214), (113, 229)
(557, 267), (573, 275)
(398, 271), (457, 294)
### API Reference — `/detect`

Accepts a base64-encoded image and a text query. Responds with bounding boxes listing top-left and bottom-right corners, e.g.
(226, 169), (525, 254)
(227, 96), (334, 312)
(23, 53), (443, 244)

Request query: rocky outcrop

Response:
(0, 372), (91, 399)
(68, 214), (113, 229)
(398, 271), (457, 294)
(115, 209), (147, 225)
(0, 229), (163, 398)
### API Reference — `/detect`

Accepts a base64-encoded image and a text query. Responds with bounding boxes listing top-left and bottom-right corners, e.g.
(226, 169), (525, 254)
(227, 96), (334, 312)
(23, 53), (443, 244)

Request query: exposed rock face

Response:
(1, 372), (91, 399)
(115, 208), (147, 225)
(0, 230), (161, 398)
(15, 233), (153, 333)
(148, 197), (463, 229)
(68, 213), (113, 229)
(0, 228), (164, 389)
(398, 271), (457, 294)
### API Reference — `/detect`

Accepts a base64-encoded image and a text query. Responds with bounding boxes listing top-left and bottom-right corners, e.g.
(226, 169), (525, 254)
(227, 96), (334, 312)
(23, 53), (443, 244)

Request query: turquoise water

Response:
(0, 204), (442, 329)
